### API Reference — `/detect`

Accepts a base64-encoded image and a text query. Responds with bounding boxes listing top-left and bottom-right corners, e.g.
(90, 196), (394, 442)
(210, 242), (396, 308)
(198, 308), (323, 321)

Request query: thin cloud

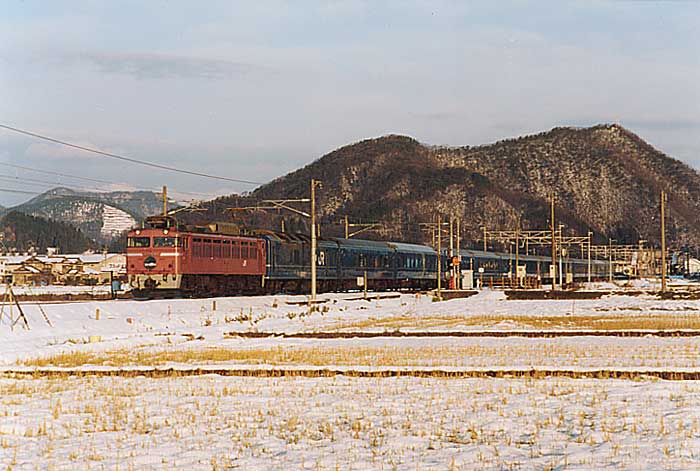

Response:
(76, 51), (268, 80)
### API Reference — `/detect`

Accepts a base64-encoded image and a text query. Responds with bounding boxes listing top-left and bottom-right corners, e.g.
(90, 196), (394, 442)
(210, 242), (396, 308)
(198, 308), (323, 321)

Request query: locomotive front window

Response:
(128, 237), (150, 248)
(153, 237), (177, 247)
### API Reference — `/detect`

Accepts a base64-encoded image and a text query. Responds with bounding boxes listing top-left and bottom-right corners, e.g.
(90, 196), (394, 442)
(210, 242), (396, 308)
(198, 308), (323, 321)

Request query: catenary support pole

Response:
(162, 185), (167, 216)
(587, 231), (592, 284)
(436, 214), (442, 301)
(609, 238), (613, 284)
(310, 179), (320, 301)
(456, 217), (461, 290)
(551, 193), (556, 290)
(661, 190), (667, 293)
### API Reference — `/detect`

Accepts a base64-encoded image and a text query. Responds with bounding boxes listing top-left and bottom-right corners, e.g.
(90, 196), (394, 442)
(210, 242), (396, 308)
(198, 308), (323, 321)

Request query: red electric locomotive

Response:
(127, 216), (265, 297)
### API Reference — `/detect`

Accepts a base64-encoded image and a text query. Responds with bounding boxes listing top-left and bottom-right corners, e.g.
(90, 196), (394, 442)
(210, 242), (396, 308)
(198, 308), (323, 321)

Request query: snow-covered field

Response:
(0, 285), (113, 296)
(5, 289), (700, 364)
(3, 376), (700, 470)
(3, 286), (700, 469)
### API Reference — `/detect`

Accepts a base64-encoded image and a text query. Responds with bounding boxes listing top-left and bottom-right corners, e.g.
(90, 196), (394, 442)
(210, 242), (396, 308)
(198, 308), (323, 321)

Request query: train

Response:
(126, 216), (609, 298)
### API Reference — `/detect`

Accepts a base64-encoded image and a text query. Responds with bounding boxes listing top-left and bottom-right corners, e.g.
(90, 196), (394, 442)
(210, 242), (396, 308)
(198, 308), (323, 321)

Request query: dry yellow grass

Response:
(328, 313), (700, 331)
(19, 340), (700, 369)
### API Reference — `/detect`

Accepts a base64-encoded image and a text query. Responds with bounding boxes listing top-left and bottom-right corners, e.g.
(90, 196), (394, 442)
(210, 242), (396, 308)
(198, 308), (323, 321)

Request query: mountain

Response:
(183, 124), (700, 248)
(0, 211), (95, 253)
(11, 188), (171, 243)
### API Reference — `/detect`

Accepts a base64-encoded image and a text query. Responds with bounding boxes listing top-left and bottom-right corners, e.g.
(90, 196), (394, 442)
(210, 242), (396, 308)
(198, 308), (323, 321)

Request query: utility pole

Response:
(310, 179), (321, 301)
(661, 190), (667, 293)
(436, 214), (442, 301)
(515, 224), (520, 287)
(483, 226), (487, 251)
(449, 216), (454, 287)
(508, 243), (513, 282)
(344, 215), (349, 239)
(587, 231), (592, 283)
(456, 217), (461, 290)
(559, 224), (564, 288)
(550, 193), (556, 289)
(608, 238), (614, 284)
(449, 216), (454, 257)
(162, 185), (168, 216)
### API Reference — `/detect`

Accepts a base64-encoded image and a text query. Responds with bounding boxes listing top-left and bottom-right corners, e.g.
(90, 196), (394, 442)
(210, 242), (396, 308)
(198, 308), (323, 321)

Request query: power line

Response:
(0, 174), (111, 194)
(0, 175), (215, 203)
(0, 187), (40, 196)
(0, 162), (220, 199)
(0, 161), (116, 185)
(0, 124), (265, 186)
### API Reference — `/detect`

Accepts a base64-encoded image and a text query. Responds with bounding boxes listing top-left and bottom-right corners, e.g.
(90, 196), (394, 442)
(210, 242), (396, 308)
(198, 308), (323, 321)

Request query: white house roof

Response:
(1, 256), (33, 265)
(75, 254), (122, 264)
(36, 256), (67, 264)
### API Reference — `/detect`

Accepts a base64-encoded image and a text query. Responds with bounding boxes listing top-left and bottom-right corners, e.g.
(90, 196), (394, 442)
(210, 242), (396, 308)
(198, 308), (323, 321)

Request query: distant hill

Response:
(10, 188), (173, 243)
(0, 211), (95, 253)
(182, 124), (700, 248)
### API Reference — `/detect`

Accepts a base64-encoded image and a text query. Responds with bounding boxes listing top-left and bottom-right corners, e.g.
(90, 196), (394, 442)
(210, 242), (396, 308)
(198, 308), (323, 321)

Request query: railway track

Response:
(225, 329), (700, 339)
(4, 367), (700, 380)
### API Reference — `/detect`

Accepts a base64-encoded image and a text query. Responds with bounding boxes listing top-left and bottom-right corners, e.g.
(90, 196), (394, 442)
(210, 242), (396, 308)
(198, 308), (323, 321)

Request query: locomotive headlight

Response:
(135, 230), (141, 235)
(163, 229), (169, 235)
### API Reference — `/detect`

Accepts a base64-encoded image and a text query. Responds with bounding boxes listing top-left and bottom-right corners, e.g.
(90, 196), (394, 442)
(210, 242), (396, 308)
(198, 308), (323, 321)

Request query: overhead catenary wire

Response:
(0, 187), (41, 196)
(0, 170), (218, 198)
(0, 124), (265, 186)
(0, 162), (220, 198)
(0, 174), (117, 194)
(0, 161), (117, 186)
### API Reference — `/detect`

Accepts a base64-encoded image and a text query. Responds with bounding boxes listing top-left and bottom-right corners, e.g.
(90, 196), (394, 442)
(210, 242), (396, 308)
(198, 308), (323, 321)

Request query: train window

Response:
(250, 247), (257, 259)
(241, 246), (249, 259)
(154, 237), (176, 247)
(127, 237), (150, 248)
(232, 243), (240, 258)
(223, 240), (231, 258)
(359, 254), (366, 267)
(293, 249), (300, 265)
(213, 240), (222, 258)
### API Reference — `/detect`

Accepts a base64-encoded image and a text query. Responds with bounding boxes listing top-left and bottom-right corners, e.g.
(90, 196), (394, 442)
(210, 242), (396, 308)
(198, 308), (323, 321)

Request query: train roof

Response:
(331, 238), (394, 251)
(387, 241), (437, 254)
(460, 248), (546, 262)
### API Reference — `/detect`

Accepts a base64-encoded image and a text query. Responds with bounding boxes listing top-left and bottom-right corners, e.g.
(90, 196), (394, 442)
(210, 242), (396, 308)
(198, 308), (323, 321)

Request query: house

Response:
(0, 252), (126, 286)
(0, 255), (53, 285)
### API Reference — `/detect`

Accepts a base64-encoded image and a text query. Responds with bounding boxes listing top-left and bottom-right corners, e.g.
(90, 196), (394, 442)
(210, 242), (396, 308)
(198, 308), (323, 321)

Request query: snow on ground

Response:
(2, 289), (700, 364)
(3, 285), (700, 469)
(9, 336), (700, 371)
(2, 375), (699, 470)
(0, 285), (113, 296)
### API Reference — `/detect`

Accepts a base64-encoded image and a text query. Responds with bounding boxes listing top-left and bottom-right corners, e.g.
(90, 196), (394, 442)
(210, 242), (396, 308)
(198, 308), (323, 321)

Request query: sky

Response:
(0, 1), (698, 207)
